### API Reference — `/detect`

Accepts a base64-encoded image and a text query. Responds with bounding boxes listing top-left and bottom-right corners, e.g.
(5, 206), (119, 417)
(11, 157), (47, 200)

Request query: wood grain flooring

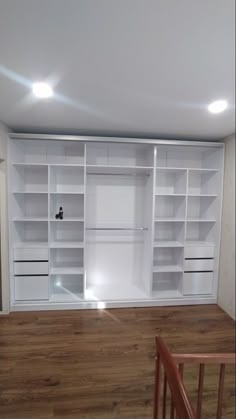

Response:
(0, 305), (235, 419)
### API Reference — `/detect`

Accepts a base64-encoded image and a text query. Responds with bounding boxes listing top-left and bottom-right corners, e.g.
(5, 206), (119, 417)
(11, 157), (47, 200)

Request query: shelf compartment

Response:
(153, 247), (183, 272)
(50, 274), (84, 302)
(50, 248), (83, 275)
(186, 221), (216, 244)
(12, 193), (48, 220)
(50, 193), (84, 220)
(156, 145), (222, 170)
(86, 165), (152, 176)
(152, 272), (182, 298)
(50, 166), (84, 193)
(154, 221), (185, 243)
(155, 169), (187, 195)
(50, 221), (84, 245)
(50, 241), (84, 248)
(188, 170), (219, 195)
(12, 165), (48, 193)
(86, 143), (154, 167)
(155, 195), (186, 220)
(13, 221), (48, 246)
(187, 196), (217, 221)
(47, 142), (84, 165)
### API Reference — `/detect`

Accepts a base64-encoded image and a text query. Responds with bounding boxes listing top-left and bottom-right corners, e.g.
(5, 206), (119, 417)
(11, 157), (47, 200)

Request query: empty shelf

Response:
(50, 267), (84, 275)
(152, 289), (182, 299)
(50, 218), (84, 222)
(50, 293), (84, 302)
(153, 265), (183, 273)
(50, 242), (84, 248)
(153, 241), (184, 248)
(13, 217), (48, 222)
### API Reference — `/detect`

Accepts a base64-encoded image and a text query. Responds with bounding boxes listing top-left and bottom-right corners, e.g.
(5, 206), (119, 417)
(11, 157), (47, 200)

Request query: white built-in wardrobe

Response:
(8, 135), (224, 311)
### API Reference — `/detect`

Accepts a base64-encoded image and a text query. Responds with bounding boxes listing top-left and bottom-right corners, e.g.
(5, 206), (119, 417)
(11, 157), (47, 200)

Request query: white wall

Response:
(0, 122), (9, 313)
(218, 134), (235, 319)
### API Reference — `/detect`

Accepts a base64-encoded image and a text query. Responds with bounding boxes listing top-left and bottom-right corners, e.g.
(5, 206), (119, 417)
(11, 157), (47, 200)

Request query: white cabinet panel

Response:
(184, 259), (214, 272)
(14, 247), (48, 261)
(183, 272), (213, 295)
(184, 246), (214, 259)
(15, 276), (49, 300)
(14, 261), (48, 275)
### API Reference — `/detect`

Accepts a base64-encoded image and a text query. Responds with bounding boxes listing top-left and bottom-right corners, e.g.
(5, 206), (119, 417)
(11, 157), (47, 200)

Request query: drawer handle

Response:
(185, 257), (214, 260)
(14, 260), (48, 263)
(184, 270), (213, 273)
(14, 274), (49, 277)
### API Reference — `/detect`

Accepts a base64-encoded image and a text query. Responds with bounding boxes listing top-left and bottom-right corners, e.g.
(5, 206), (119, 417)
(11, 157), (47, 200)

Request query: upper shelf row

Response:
(12, 164), (220, 196)
(11, 140), (223, 170)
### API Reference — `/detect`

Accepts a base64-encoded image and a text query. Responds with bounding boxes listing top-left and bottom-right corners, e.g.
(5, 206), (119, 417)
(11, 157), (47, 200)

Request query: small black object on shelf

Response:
(55, 206), (64, 220)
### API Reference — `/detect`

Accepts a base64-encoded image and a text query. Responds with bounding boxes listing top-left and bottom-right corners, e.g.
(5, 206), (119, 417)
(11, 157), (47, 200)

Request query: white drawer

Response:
(14, 261), (48, 275)
(184, 259), (214, 272)
(183, 272), (213, 295)
(185, 246), (214, 259)
(15, 276), (49, 301)
(14, 247), (48, 261)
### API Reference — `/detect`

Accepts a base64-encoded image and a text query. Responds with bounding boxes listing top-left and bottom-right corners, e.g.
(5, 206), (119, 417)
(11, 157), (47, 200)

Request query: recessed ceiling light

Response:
(32, 82), (53, 99)
(208, 100), (228, 114)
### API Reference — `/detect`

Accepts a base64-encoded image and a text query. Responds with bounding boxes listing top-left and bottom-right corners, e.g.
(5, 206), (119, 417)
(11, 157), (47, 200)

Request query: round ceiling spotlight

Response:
(208, 100), (228, 114)
(32, 82), (54, 99)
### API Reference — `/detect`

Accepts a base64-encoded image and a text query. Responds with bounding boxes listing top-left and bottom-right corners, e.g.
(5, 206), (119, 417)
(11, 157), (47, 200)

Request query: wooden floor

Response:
(0, 305), (235, 419)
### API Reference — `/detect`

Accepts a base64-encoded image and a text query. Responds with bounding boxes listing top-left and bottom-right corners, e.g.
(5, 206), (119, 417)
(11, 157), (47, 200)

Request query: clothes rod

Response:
(86, 227), (148, 231)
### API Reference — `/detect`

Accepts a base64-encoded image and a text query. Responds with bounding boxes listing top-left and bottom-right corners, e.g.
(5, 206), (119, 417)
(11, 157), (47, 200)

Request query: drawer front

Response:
(15, 276), (49, 301)
(185, 246), (214, 259)
(184, 259), (214, 272)
(183, 272), (213, 295)
(14, 261), (48, 275)
(14, 247), (48, 261)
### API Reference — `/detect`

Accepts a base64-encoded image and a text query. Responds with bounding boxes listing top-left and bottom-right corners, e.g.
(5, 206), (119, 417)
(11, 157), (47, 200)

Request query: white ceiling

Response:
(0, 0), (235, 140)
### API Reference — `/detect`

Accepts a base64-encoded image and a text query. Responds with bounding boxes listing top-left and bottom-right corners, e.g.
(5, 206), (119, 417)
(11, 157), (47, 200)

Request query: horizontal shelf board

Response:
(50, 191), (84, 195)
(188, 168), (219, 173)
(50, 218), (84, 222)
(86, 227), (147, 231)
(50, 242), (84, 248)
(152, 289), (182, 299)
(50, 267), (84, 275)
(50, 293), (84, 302)
(13, 191), (48, 194)
(185, 241), (214, 246)
(153, 265), (183, 273)
(12, 163), (49, 167)
(187, 194), (218, 197)
(186, 219), (216, 223)
(49, 164), (85, 167)
(13, 218), (48, 222)
(156, 167), (219, 172)
(154, 219), (185, 223)
(14, 242), (48, 248)
(153, 241), (184, 248)
(155, 193), (186, 196)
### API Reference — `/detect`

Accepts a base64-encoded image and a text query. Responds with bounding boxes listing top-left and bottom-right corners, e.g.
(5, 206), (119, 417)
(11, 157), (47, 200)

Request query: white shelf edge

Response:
(187, 194), (218, 197)
(49, 218), (84, 222)
(153, 241), (184, 248)
(154, 219), (185, 222)
(186, 219), (216, 223)
(156, 167), (219, 172)
(153, 265), (183, 273)
(49, 191), (84, 195)
(155, 193), (186, 197)
(13, 218), (48, 222)
(86, 164), (153, 169)
(13, 191), (48, 194)
(50, 268), (84, 275)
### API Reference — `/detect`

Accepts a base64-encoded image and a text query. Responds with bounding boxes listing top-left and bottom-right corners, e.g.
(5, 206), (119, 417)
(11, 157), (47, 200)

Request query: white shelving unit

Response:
(8, 138), (224, 310)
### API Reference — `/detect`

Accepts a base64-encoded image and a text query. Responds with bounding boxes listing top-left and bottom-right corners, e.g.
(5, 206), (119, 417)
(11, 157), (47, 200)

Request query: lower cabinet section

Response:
(182, 272), (213, 295)
(15, 276), (49, 301)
